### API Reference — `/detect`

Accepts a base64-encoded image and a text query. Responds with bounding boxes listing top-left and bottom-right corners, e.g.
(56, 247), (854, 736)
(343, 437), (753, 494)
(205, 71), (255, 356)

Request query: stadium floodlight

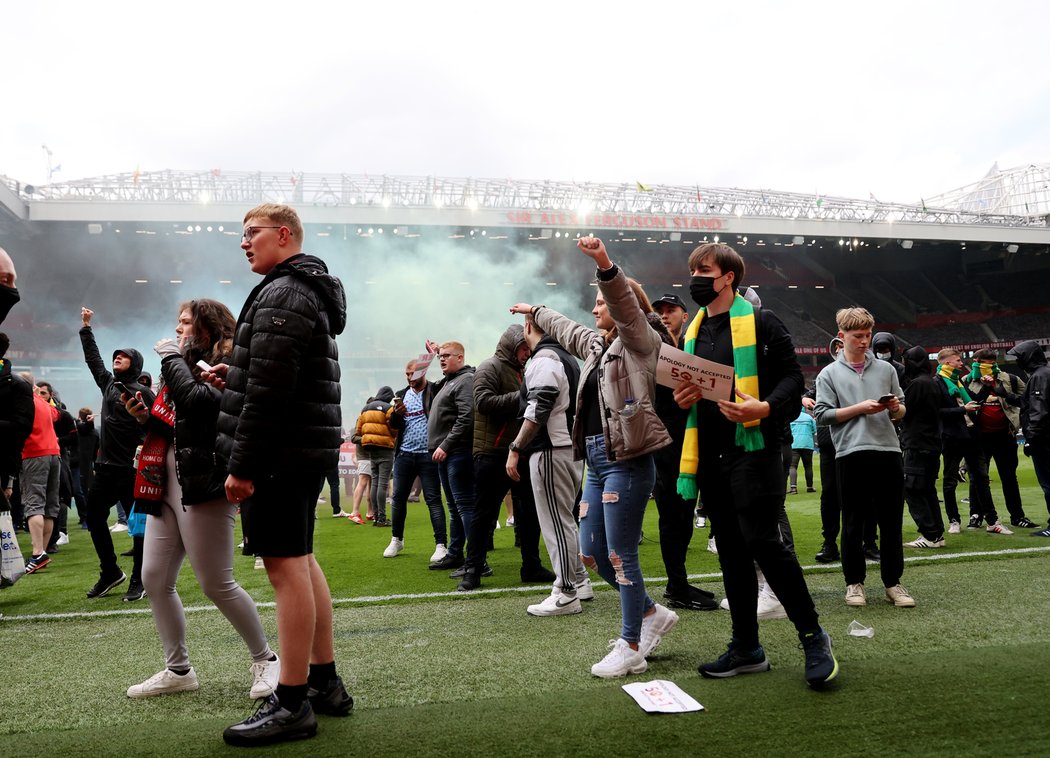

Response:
(467, 198), (480, 211)
(792, 236), (804, 245)
(381, 197), (391, 208)
(901, 240), (914, 249)
(1007, 244), (1019, 253)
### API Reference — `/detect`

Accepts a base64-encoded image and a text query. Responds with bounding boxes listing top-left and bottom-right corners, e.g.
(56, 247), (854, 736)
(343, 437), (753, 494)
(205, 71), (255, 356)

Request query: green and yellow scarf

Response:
(966, 361), (999, 384)
(677, 294), (763, 500)
(938, 363), (973, 403)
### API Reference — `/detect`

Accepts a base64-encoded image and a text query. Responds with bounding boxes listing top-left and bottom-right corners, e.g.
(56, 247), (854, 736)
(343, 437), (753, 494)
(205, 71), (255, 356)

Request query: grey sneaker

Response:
(222, 694), (317, 747)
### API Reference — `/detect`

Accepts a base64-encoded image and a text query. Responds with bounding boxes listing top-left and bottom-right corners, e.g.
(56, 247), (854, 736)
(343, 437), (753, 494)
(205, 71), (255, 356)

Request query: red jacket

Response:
(22, 395), (60, 459)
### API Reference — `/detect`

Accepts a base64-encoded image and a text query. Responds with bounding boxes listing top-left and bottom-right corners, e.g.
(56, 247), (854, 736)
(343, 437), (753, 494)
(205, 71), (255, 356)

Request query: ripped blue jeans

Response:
(580, 434), (656, 644)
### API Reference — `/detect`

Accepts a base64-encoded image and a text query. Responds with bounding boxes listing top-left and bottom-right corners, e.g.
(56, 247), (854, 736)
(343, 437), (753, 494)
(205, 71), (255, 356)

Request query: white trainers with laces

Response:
(885, 584), (917, 607)
(719, 597), (730, 611)
(707, 536), (718, 554)
(948, 521), (962, 535)
(383, 538), (404, 558)
(845, 583), (867, 607)
(904, 536), (946, 548)
(56, 532), (70, 546)
(430, 543), (448, 563)
(695, 515), (707, 529)
(639, 603), (679, 657)
(756, 582), (788, 620)
(590, 639), (647, 678)
(249, 656), (280, 699)
(986, 521), (1014, 535)
(127, 667), (200, 698)
(575, 577), (594, 601)
(254, 557), (265, 570)
(110, 523), (129, 533)
(527, 592), (582, 616)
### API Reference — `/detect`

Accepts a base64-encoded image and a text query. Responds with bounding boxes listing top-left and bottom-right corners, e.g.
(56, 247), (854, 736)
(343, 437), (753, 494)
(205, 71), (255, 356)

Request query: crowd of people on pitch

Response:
(4, 216), (1050, 746)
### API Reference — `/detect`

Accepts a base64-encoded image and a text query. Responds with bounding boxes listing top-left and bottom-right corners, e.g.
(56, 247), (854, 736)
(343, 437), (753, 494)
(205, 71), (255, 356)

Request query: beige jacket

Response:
(534, 266), (671, 462)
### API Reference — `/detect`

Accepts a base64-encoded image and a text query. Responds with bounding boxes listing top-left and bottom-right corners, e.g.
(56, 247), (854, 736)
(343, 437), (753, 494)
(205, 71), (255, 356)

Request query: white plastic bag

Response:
(1, 510), (26, 588)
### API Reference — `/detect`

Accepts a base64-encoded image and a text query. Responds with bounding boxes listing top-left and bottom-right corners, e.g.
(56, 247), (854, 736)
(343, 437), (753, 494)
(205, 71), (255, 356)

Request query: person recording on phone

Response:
(79, 306), (151, 599)
(813, 307), (912, 609)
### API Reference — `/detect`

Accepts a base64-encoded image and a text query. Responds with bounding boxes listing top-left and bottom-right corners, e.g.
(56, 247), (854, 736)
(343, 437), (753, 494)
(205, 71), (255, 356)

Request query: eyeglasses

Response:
(438, 353), (462, 360)
(241, 225), (283, 242)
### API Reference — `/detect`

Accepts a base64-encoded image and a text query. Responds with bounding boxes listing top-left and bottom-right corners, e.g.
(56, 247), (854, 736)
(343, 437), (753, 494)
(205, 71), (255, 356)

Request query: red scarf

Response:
(134, 386), (174, 501)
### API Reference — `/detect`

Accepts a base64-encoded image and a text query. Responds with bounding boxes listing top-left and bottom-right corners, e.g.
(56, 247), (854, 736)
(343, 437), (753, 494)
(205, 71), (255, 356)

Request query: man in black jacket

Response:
(0, 332), (34, 514)
(674, 242), (836, 690)
(900, 346), (946, 548)
(0, 247), (17, 327)
(1006, 340), (1050, 536)
(79, 308), (149, 599)
(213, 204), (350, 747)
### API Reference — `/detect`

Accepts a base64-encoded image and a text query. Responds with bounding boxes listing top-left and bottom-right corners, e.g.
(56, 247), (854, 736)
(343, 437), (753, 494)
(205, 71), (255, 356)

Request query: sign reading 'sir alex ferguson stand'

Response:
(655, 345), (735, 403)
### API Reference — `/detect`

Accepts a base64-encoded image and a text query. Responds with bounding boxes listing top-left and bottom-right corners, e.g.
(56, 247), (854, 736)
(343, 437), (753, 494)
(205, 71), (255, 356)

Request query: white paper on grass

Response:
(622, 680), (704, 713)
(655, 344), (734, 402)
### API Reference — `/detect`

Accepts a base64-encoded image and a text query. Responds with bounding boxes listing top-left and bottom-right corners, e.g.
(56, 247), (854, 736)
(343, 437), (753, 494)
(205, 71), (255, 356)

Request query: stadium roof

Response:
(926, 163), (1050, 219)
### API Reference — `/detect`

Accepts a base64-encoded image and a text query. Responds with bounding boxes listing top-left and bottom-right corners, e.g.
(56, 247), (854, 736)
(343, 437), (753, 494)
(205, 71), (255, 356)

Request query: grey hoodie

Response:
(813, 349), (904, 458)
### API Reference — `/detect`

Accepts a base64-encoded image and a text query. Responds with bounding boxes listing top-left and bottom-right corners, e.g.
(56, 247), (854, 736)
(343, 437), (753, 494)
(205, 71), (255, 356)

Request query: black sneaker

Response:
(799, 628), (839, 689)
(698, 642), (771, 679)
(307, 676), (354, 717)
(664, 586), (719, 611)
(967, 514), (984, 529)
(86, 571), (127, 598)
(429, 554), (464, 571)
(1032, 527), (1050, 538)
(815, 542), (840, 563)
(1011, 517), (1039, 529)
(122, 582), (146, 602)
(451, 562), (491, 580)
(457, 570), (482, 592)
(863, 544), (881, 561)
(520, 566), (556, 583)
(223, 694), (317, 747)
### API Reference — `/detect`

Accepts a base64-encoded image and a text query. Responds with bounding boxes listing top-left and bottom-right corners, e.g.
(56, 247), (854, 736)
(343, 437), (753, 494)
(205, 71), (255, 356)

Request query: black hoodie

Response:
(900, 346), (941, 451)
(873, 332), (906, 386)
(1006, 340), (1050, 444)
(78, 329), (149, 466)
(217, 253), (346, 478)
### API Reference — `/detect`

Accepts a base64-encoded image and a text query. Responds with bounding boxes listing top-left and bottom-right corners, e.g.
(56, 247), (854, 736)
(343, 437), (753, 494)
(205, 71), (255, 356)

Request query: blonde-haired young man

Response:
(814, 307), (914, 609)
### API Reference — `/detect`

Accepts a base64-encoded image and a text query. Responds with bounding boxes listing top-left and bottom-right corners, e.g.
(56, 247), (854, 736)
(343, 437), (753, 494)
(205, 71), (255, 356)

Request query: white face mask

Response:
(876, 351), (891, 361)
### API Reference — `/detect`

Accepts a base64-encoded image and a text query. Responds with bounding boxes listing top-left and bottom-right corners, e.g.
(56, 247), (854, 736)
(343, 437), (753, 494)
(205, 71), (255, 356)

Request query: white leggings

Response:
(141, 447), (272, 670)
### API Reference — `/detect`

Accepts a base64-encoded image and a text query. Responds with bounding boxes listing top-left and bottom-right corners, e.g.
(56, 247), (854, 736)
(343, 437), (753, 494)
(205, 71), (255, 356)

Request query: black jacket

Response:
(473, 325), (526, 456)
(155, 353), (228, 505)
(217, 254), (346, 478)
(0, 358), (34, 479)
(1007, 340), (1050, 445)
(873, 331), (906, 386)
(426, 365), (476, 454)
(0, 284), (17, 327)
(900, 346), (941, 452)
(79, 328), (148, 467)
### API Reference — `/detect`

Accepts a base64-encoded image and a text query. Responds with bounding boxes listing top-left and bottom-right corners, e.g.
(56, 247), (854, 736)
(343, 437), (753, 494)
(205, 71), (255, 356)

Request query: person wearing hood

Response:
(872, 332), (905, 386)
(79, 307), (150, 600)
(965, 348), (1038, 529)
(1006, 340), (1050, 536)
(899, 346), (947, 548)
(212, 204), (351, 747)
(355, 386), (398, 527)
(814, 307), (914, 609)
(0, 332), (34, 517)
(425, 340), (477, 572)
(934, 348), (1008, 534)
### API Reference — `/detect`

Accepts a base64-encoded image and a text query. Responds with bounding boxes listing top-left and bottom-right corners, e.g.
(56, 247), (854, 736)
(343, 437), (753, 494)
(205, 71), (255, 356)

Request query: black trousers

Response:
(837, 451), (905, 588)
(818, 444), (877, 547)
(86, 463), (137, 578)
(465, 453), (542, 574)
(698, 448), (819, 649)
(903, 448), (944, 541)
(652, 447), (698, 596)
(942, 437), (997, 524)
(977, 432), (1024, 521)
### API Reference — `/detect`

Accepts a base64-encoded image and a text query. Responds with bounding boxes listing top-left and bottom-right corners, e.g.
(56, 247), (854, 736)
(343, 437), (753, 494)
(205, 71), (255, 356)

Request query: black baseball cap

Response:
(652, 293), (687, 311)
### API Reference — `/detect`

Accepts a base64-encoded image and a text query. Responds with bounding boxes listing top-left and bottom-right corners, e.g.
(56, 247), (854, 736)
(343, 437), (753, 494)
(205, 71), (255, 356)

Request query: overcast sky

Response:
(4, 1), (1048, 203)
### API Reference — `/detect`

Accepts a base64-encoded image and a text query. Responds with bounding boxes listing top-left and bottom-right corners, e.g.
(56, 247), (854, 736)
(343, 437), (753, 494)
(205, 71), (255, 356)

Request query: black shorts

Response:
(243, 473), (324, 557)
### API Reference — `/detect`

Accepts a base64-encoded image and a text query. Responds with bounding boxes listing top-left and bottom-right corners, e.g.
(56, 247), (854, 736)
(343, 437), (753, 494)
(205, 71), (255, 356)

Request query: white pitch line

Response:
(5, 544), (1050, 623)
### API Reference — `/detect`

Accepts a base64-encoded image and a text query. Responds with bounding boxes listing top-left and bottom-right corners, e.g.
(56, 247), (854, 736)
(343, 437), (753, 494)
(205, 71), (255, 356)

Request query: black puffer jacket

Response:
(79, 329), (149, 467)
(158, 353), (228, 504)
(217, 254), (346, 478)
(0, 359), (34, 479)
(472, 324), (526, 456)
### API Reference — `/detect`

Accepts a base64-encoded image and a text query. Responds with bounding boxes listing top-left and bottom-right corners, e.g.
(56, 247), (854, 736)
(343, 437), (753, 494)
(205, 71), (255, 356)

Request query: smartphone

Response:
(877, 393), (896, 404)
(196, 359), (213, 373)
(113, 381), (130, 396)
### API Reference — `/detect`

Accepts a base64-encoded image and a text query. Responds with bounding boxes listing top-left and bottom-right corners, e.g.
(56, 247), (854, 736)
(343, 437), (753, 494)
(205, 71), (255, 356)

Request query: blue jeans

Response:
(391, 451), (446, 543)
(579, 435), (655, 644)
(439, 449), (475, 559)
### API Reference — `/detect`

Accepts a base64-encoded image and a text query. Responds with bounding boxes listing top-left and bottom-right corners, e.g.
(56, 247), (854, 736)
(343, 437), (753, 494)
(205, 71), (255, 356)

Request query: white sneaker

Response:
(527, 592), (582, 616)
(948, 521), (961, 535)
(590, 639), (647, 678)
(756, 582), (788, 621)
(383, 538), (404, 558)
(575, 577), (594, 601)
(127, 668), (199, 698)
(719, 597), (730, 611)
(56, 532), (70, 545)
(110, 523), (129, 533)
(430, 543), (448, 563)
(986, 521), (1014, 535)
(845, 583), (867, 607)
(639, 603), (679, 657)
(695, 515), (707, 529)
(506, 516), (515, 527)
(707, 536), (718, 554)
(904, 536), (946, 548)
(254, 557), (265, 570)
(249, 656), (280, 699)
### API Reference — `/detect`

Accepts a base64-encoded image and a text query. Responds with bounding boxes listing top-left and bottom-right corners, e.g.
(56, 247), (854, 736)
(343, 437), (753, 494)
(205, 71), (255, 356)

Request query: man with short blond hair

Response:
(814, 306), (913, 609)
(215, 203), (351, 747)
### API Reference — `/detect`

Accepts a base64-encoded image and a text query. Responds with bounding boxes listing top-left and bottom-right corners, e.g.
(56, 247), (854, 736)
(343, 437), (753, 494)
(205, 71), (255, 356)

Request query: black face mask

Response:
(690, 274), (727, 308)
